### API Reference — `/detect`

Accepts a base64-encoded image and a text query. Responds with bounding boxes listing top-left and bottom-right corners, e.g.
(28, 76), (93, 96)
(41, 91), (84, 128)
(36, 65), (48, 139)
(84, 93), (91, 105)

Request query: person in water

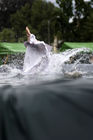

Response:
(23, 27), (52, 73)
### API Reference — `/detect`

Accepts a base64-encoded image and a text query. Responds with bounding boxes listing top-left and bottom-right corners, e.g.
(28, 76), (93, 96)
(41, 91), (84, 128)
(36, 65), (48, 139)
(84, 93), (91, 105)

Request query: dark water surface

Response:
(0, 48), (93, 140)
(0, 78), (93, 140)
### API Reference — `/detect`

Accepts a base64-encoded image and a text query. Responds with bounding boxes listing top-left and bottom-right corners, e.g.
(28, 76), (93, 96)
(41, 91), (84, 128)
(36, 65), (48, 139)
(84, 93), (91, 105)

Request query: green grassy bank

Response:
(60, 42), (93, 51)
(0, 42), (26, 54)
(0, 42), (93, 55)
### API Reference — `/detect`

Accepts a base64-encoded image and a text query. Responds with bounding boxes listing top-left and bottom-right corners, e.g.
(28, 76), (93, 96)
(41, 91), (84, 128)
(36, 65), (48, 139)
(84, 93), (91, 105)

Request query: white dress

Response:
(23, 34), (52, 74)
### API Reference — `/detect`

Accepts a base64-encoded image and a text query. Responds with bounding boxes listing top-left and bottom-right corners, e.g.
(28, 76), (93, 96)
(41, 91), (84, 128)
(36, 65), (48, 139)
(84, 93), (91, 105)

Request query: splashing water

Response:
(43, 48), (90, 74)
(0, 34), (93, 86)
(0, 46), (93, 87)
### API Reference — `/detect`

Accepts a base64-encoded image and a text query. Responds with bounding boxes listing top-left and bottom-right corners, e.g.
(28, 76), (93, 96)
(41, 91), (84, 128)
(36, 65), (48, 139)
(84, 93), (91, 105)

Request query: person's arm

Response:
(26, 26), (31, 42)
(25, 26), (52, 52)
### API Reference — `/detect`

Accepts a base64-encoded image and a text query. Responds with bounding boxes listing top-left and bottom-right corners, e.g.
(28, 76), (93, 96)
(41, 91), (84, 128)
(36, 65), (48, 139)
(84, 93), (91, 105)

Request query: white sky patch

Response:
(46, 0), (56, 3)
(46, 0), (91, 6)
(69, 17), (74, 23)
(46, 0), (58, 7)
(84, 0), (91, 2)
(72, 0), (76, 15)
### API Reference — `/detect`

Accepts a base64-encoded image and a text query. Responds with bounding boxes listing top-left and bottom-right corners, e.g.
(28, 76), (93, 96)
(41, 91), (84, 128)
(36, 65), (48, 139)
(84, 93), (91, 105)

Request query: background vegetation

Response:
(0, 0), (93, 43)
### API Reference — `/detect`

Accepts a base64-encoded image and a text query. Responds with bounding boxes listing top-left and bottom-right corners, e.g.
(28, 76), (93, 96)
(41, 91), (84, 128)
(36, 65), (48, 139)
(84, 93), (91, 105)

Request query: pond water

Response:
(0, 48), (93, 140)
(0, 48), (93, 88)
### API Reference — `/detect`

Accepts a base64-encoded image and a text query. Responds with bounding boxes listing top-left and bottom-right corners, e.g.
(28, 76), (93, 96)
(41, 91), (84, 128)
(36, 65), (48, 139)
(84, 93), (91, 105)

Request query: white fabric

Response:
(23, 34), (51, 74)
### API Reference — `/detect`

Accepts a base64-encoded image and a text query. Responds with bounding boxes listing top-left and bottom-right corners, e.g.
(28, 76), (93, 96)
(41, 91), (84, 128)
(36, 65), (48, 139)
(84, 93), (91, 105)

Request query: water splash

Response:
(0, 47), (93, 87)
(43, 48), (90, 74)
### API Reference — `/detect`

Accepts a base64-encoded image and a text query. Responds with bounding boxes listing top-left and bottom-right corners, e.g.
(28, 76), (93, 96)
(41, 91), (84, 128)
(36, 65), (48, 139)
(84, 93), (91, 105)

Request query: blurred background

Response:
(0, 0), (93, 44)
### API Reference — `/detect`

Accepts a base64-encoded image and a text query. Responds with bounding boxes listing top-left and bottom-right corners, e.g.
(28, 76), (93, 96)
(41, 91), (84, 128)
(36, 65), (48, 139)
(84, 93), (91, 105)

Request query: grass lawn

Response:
(0, 42), (26, 54)
(0, 42), (93, 54)
(60, 42), (93, 51)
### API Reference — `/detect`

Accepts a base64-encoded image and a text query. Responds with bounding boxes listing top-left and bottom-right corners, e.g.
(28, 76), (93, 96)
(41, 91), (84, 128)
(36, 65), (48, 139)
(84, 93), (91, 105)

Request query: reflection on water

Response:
(0, 48), (93, 87)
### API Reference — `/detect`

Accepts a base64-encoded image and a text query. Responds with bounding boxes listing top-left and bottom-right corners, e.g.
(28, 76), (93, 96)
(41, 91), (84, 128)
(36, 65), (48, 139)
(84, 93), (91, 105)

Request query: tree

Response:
(31, 0), (60, 42)
(0, 0), (35, 30)
(56, 0), (73, 41)
(10, 0), (60, 43)
(56, 0), (93, 42)
(0, 28), (16, 42)
(10, 3), (32, 41)
(80, 9), (93, 42)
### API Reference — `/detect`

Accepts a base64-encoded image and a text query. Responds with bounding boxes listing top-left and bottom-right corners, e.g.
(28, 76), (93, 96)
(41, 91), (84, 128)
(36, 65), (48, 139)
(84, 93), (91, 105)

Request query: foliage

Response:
(0, 28), (16, 42)
(31, 0), (60, 42)
(80, 9), (93, 42)
(10, 3), (32, 41)
(0, 0), (35, 30)
(10, 0), (60, 43)
(0, 0), (93, 43)
(56, 0), (93, 42)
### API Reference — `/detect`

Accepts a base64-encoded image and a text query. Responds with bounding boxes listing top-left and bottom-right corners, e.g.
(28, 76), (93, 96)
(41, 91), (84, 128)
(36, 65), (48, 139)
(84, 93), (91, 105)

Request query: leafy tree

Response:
(72, 0), (92, 41)
(80, 9), (93, 42)
(56, 0), (93, 42)
(56, 0), (73, 19)
(0, 0), (35, 30)
(10, 0), (60, 43)
(31, 0), (60, 43)
(10, 3), (32, 41)
(56, 0), (73, 41)
(0, 28), (16, 42)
